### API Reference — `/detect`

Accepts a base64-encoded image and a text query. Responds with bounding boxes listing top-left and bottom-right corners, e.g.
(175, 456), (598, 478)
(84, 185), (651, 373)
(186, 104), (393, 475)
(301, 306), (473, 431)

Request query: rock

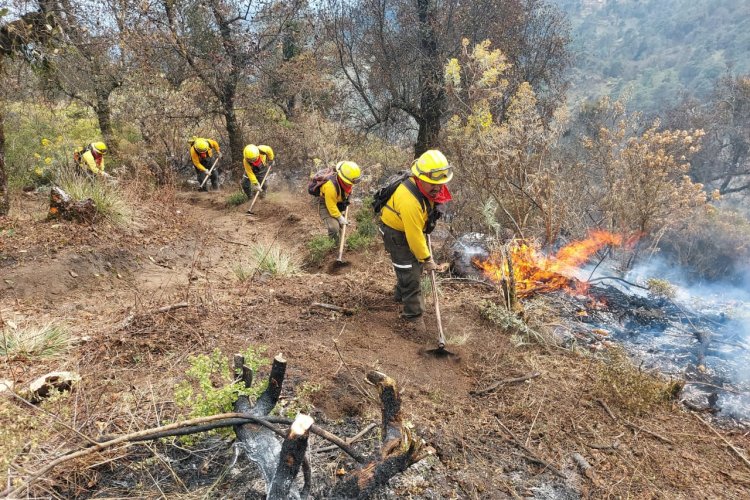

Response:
(0, 379), (14, 393)
(28, 371), (81, 402)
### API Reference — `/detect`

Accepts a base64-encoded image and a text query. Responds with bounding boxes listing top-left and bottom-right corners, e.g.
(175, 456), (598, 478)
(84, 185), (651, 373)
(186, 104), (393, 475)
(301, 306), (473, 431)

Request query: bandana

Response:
(250, 157), (263, 168)
(415, 178), (452, 204)
(338, 176), (353, 195)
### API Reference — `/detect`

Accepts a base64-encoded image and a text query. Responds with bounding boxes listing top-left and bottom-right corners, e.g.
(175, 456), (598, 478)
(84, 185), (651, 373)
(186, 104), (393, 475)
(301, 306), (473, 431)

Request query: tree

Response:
(0, 0), (57, 216)
(39, 0), (142, 154)
(668, 73), (750, 196)
(328, 0), (571, 157)
(154, 0), (305, 167)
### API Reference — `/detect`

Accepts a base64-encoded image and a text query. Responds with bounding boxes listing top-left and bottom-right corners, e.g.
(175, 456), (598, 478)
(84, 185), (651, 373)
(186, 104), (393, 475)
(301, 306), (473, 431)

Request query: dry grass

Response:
(1, 323), (71, 360)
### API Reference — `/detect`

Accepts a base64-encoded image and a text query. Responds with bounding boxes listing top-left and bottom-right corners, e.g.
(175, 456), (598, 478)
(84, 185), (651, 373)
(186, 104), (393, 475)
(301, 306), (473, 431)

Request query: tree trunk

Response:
(414, 0), (444, 157)
(95, 88), (117, 154)
(0, 102), (8, 216)
(223, 80), (243, 172)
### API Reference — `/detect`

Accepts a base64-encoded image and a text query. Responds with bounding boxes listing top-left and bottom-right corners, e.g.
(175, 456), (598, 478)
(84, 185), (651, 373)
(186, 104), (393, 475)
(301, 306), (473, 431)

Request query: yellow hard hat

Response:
(336, 161), (361, 185)
(411, 149), (452, 184)
(258, 145), (274, 161)
(91, 142), (108, 154)
(194, 139), (210, 153)
(243, 144), (260, 161)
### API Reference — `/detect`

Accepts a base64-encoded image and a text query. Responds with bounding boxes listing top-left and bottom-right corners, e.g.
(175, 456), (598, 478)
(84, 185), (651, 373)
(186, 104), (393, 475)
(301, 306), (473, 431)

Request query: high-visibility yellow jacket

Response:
(380, 178), (432, 261)
(243, 145), (275, 184)
(320, 179), (346, 219)
(80, 149), (105, 175)
(190, 139), (220, 172)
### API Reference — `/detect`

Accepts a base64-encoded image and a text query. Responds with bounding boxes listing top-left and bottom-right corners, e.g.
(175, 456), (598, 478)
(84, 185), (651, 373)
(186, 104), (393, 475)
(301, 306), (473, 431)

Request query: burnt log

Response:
(233, 353), (305, 499)
(48, 187), (97, 223)
(329, 371), (427, 499)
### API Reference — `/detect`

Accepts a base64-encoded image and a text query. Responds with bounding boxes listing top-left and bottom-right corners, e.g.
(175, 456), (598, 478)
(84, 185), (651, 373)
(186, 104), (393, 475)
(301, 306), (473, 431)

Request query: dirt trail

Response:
(2, 187), (478, 411)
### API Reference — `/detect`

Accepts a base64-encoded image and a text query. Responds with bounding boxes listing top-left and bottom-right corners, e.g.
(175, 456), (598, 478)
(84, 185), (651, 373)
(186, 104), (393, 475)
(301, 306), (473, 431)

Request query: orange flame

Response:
(474, 230), (631, 297)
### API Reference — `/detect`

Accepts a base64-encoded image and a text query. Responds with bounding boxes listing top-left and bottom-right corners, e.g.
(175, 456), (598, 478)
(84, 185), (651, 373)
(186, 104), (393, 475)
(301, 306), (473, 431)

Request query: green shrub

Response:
(226, 191), (247, 207)
(173, 347), (268, 441)
(346, 198), (378, 251)
(646, 278), (677, 300)
(250, 243), (301, 276)
(5, 102), (100, 189)
(0, 323), (71, 359)
(307, 235), (336, 264)
(594, 348), (682, 416)
(56, 166), (134, 226)
(479, 300), (547, 346)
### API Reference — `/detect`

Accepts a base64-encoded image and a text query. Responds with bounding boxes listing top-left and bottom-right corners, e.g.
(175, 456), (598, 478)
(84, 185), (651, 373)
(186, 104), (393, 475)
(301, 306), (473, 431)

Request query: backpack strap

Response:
(385, 178), (430, 214)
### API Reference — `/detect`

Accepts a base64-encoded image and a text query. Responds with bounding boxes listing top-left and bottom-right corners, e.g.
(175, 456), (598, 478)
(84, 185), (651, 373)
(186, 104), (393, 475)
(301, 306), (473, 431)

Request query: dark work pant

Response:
(318, 199), (341, 241)
(241, 168), (269, 199)
(380, 223), (424, 319)
(195, 167), (218, 191)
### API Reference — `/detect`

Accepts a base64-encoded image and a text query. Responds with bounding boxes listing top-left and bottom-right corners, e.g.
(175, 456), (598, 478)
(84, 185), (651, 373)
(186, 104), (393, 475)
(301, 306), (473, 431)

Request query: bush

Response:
(173, 347), (268, 441)
(4, 102), (101, 190)
(0, 322), (71, 360)
(226, 191), (247, 207)
(346, 198), (378, 251)
(250, 243), (302, 276)
(307, 235), (336, 265)
(593, 348), (682, 416)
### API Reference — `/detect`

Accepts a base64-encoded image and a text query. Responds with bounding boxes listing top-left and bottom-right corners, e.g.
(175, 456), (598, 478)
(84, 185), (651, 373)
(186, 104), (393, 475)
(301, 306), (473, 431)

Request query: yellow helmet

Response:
(258, 145), (274, 161)
(194, 139), (210, 153)
(411, 149), (452, 184)
(336, 161), (361, 185)
(243, 144), (260, 161)
(91, 142), (108, 154)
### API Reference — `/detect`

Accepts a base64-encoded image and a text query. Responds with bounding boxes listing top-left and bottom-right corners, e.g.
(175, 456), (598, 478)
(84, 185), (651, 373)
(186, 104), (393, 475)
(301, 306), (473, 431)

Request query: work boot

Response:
(398, 315), (426, 336)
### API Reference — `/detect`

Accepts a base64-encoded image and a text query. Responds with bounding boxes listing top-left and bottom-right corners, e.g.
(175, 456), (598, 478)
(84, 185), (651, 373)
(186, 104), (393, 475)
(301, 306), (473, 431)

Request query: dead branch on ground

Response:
(471, 371), (541, 396)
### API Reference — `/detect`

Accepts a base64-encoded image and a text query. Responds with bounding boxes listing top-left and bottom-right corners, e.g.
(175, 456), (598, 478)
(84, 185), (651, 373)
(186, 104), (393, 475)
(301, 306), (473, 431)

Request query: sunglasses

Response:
(415, 163), (452, 182)
(339, 171), (361, 184)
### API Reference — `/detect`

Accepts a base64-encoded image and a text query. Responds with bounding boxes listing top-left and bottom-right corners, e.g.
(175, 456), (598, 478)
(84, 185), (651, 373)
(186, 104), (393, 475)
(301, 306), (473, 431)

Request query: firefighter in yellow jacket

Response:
(241, 144), (275, 202)
(190, 138), (221, 191)
(74, 142), (108, 177)
(319, 161), (361, 241)
(379, 150), (453, 330)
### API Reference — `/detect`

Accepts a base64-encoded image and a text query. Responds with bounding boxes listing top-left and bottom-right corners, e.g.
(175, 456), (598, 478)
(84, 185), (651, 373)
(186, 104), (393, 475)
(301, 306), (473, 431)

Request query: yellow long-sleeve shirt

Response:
(380, 178), (432, 261)
(190, 139), (220, 172)
(80, 150), (104, 175)
(242, 146), (274, 184)
(320, 179), (346, 219)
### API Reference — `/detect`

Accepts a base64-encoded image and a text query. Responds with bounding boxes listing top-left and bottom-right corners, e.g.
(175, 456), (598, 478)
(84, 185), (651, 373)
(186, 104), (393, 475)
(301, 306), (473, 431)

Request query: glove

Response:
(337, 215), (349, 227)
(251, 183), (261, 193)
(423, 258), (448, 273)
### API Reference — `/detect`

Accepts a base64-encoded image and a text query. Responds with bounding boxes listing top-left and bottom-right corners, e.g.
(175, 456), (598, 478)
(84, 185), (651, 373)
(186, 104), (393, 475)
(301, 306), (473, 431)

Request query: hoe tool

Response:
(246, 162), (273, 215)
(199, 156), (221, 190)
(330, 206), (352, 270)
(423, 235), (459, 360)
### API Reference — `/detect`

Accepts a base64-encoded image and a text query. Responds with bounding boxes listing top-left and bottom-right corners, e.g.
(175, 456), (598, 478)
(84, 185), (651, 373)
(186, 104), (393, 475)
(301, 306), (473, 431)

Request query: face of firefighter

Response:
(417, 178), (442, 198)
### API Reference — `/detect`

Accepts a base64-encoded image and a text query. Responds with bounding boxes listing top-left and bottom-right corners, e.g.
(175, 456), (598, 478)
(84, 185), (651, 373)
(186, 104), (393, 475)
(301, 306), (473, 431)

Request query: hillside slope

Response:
(554, 0), (750, 111)
(1, 187), (749, 498)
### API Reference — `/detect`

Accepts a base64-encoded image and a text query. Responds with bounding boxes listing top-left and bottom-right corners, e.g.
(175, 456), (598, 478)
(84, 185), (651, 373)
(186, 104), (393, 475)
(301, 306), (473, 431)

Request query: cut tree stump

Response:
(48, 187), (97, 223)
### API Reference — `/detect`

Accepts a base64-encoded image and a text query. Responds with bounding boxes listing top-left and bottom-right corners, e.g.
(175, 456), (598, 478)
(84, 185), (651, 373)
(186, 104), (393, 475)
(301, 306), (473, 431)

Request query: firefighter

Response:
(74, 142), (108, 177)
(379, 150), (452, 332)
(318, 161), (361, 241)
(190, 137), (221, 191)
(241, 144), (275, 203)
